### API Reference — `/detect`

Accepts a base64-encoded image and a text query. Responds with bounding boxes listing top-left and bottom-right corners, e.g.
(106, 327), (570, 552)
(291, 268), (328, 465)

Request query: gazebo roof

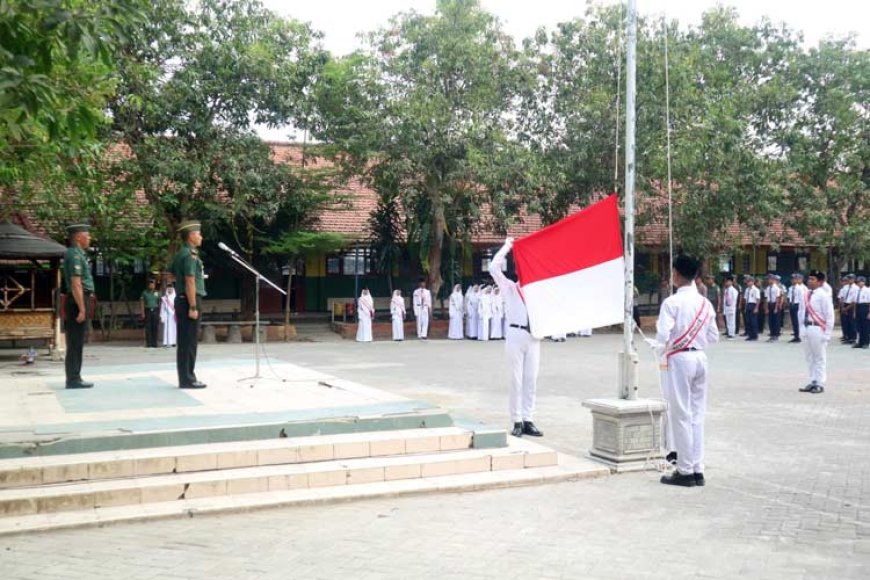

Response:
(0, 221), (66, 259)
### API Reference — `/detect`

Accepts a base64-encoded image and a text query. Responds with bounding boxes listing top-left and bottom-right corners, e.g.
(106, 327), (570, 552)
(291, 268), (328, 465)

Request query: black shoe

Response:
(511, 422), (524, 438)
(180, 381), (207, 389)
(808, 384), (824, 394)
(790, 338), (801, 343)
(665, 451), (677, 465)
(694, 473), (705, 486)
(861, 345), (869, 349)
(853, 344), (863, 349)
(522, 421), (543, 437)
(660, 471), (696, 487)
(65, 381), (94, 389)
(798, 383), (816, 392)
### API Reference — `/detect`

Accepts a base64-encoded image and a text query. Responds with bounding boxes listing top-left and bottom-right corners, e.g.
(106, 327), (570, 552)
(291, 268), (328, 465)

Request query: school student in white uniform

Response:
(489, 238), (543, 439)
(412, 278), (432, 339)
(843, 274), (859, 344)
(722, 276), (739, 338)
(647, 254), (719, 487)
(356, 288), (374, 342)
(743, 277), (761, 341)
(787, 273), (807, 343)
(390, 289), (406, 341)
(478, 286), (493, 341)
(855, 277), (870, 349)
(160, 285), (177, 347)
(798, 270), (835, 394)
(448, 284), (465, 339)
(466, 284), (480, 339)
(490, 286), (504, 339)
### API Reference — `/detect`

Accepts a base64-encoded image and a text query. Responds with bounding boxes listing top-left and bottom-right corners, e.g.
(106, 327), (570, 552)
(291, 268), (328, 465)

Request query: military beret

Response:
(66, 223), (91, 235)
(846, 273), (856, 280)
(858, 276), (867, 283)
(178, 220), (202, 235)
(793, 273), (804, 280)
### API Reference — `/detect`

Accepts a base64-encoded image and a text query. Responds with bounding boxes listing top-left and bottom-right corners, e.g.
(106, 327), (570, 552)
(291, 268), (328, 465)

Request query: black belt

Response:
(509, 323), (530, 332)
(804, 321), (820, 327)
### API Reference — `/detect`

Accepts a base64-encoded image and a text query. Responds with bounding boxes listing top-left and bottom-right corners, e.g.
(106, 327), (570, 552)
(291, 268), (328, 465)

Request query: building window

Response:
(767, 254), (777, 273)
(327, 248), (372, 276)
(797, 255), (808, 272)
(326, 257), (340, 275)
(718, 254), (731, 273)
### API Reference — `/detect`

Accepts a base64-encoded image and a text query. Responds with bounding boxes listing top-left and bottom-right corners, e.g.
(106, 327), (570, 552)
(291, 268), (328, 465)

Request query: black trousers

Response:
(144, 308), (159, 347)
(768, 308), (781, 337)
(857, 304), (869, 346)
(789, 304), (800, 339)
(842, 310), (854, 341)
(65, 299), (86, 384)
(175, 295), (200, 386)
(745, 305), (759, 339)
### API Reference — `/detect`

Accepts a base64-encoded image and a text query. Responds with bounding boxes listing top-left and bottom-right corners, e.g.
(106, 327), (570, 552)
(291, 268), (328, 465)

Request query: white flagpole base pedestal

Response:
(581, 398), (667, 473)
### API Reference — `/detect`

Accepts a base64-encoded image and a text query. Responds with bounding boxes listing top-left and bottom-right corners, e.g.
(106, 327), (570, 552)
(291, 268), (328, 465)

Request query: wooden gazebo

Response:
(0, 222), (66, 350)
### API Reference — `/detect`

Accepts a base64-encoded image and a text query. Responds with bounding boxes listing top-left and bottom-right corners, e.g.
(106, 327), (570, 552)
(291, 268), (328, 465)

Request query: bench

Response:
(199, 320), (271, 344)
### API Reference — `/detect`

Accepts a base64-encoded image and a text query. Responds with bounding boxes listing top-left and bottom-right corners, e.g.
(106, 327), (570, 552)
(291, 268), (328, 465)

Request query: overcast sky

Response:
(258, 0), (867, 140)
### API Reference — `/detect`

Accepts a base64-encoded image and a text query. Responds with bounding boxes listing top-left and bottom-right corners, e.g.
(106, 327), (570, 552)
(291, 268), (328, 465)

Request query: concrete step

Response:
(0, 438), (559, 518)
(0, 453), (609, 536)
(0, 427), (475, 489)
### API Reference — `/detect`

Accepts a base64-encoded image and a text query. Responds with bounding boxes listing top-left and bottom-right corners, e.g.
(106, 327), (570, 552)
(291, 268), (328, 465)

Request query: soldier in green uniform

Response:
(63, 223), (95, 389)
(139, 279), (161, 348)
(171, 220), (207, 389)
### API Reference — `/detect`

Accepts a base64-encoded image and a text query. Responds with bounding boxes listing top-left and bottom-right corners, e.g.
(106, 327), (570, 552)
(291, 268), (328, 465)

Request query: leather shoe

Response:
(180, 381), (207, 389)
(522, 421), (543, 437)
(660, 471), (696, 487)
(665, 451), (677, 465)
(789, 338), (801, 343)
(65, 381), (94, 389)
(511, 422), (523, 438)
(808, 384), (824, 394)
(694, 473), (705, 486)
(798, 383), (816, 392)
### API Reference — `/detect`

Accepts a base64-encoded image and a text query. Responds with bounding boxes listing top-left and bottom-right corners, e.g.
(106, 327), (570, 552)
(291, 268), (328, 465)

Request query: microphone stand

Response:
(223, 249), (286, 381)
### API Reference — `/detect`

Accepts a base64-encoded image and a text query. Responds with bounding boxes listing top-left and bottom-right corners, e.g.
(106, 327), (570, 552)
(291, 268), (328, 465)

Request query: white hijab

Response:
(391, 289), (404, 309)
(359, 289), (374, 311)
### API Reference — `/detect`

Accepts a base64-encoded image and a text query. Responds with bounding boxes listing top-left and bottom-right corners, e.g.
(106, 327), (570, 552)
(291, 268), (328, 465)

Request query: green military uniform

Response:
(171, 221), (207, 388)
(63, 224), (95, 388)
(141, 287), (161, 347)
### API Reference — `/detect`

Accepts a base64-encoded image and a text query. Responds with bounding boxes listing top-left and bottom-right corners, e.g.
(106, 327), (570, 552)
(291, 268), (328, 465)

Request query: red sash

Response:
(667, 297), (711, 358)
(805, 292), (826, 331)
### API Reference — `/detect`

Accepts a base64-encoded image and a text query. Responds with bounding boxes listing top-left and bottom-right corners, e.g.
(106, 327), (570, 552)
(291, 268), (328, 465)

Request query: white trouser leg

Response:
(664, 352), (706, 475)
(505, 330), (527, 423)
(419, 309), (429, 338)
(481, 318), (490, 341)
(660, 368), (676, 453)
(804, 326), (827, 385)
(725, 310), (736, 336)
(521, 336), (540, 421)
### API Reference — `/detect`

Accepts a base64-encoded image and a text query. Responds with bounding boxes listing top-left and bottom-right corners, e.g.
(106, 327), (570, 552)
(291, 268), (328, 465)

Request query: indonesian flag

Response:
(513, 194), (625, 339)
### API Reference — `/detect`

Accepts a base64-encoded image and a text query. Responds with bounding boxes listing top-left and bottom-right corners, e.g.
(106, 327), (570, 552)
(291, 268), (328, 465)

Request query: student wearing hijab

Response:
(390, 289), (405, 341)
(490, 286), (504, 340)
(478, 286), (493, 341)
(448, 284), (464, 339)
(160, 284), (177, 347)
(466, 284), (480, 339)
(356, 288), (374, 342)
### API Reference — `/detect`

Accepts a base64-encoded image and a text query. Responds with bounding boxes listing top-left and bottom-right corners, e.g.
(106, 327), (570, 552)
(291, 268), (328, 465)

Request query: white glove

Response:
(644, 338), (666, 358)
(505, 237), (514, 249)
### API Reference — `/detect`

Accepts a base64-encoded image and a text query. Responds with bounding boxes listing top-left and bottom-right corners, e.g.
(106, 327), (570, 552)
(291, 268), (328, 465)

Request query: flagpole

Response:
(620, 0), (638, 400)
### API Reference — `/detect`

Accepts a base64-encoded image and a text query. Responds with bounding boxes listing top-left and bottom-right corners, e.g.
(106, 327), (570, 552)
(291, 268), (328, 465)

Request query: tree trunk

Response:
(427, 185), (445, 298)
(284, 257), (293, 341)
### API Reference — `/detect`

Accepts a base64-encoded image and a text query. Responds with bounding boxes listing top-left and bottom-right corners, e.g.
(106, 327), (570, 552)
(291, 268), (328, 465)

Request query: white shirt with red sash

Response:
(656, 284), (720, 356)
(797, 287), (835, 340)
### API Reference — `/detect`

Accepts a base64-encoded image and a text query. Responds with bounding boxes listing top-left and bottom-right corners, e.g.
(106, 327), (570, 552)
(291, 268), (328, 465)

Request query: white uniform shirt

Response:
(797, 287), (835, 339)
(489, 243), (531, 328)
(655, 284), (720, 351)
(857, 286), (870, 304)
(449, 290), (464, 317)
(744, 286), (760, 305)
(845, 284), (859, 304)
(838, 285), (849, 304)
(788, 283), (807, 306)
(413, 288), (432, 315)
(722, 286), (738, 311)
(765, 284), (782, 305)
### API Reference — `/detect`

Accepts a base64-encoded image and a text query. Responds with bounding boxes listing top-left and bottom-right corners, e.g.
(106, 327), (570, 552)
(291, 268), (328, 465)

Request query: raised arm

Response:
(488, 238), (513, 291)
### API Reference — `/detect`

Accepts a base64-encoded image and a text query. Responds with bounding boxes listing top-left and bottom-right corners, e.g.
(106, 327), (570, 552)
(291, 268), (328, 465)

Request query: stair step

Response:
(0, 439), (557, 518)
(0, 427), (474, 488)
(0, 454), (609, 536)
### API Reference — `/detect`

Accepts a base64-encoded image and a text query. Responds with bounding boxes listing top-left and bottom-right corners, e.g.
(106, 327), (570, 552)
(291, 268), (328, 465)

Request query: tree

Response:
(313, 0), (524, 297)
(773, 38), (870, 275)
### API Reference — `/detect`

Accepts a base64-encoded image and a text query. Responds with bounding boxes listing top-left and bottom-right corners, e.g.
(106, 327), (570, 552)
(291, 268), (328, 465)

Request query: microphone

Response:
(218, 242), (239, 256)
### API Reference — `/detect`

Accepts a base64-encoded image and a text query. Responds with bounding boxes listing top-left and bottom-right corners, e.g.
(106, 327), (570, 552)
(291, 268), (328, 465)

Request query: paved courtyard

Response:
(0, 327), (868, 579)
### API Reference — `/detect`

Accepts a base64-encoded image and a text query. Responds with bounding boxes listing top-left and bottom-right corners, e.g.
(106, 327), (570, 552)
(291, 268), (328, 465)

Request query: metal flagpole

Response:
(620, 0), (638, 400)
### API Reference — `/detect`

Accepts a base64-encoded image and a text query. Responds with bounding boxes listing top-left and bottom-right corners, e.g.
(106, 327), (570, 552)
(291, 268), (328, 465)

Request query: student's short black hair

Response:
(808, 269), (826, 282)
(673, 254), (700, 280)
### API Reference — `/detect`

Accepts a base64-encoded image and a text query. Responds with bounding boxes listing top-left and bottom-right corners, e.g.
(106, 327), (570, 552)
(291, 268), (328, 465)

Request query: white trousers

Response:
(724, 309), (736, 337)
(416, 309), (429, 338)
(802, 325), (828, 385)
(467, 311), (478, 338)
(392, 316), (404, 340)
(662, 351), (708, 475)
(505, 327), (541, 422)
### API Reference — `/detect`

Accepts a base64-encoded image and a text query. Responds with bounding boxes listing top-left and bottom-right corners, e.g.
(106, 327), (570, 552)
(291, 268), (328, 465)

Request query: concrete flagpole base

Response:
(581, 398), (667, 473)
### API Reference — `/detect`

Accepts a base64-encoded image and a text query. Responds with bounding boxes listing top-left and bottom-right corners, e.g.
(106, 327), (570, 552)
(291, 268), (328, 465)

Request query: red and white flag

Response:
(513, 194), (625, 339)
